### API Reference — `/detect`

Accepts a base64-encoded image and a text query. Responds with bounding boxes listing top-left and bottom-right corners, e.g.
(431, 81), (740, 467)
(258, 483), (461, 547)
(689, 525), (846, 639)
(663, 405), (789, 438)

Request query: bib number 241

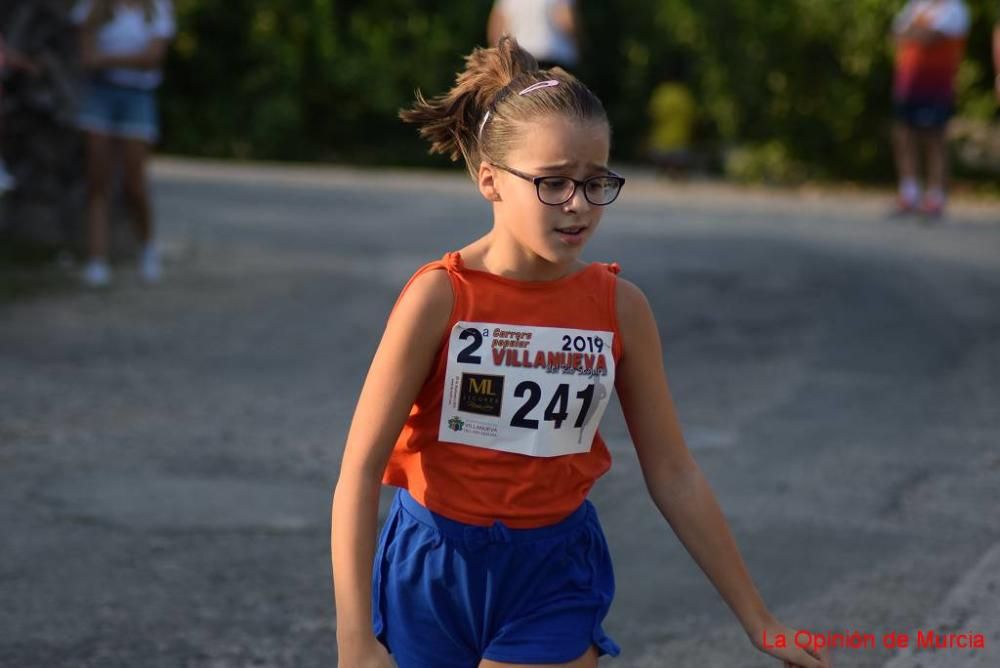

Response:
(438, 322), (616, 458)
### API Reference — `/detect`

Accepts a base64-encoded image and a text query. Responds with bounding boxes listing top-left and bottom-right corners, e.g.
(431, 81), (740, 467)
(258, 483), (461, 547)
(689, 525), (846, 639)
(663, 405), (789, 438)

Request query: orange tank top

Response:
(381, 250), (623, 528)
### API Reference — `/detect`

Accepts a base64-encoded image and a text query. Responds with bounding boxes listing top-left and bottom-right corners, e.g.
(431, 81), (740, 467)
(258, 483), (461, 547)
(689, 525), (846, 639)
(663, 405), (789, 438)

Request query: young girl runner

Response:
(331, 37), (829, 668)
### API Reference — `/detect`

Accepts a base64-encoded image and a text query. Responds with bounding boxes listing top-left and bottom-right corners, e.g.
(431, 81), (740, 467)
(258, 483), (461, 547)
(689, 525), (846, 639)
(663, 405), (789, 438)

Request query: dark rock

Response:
(1, 0), (135, 260)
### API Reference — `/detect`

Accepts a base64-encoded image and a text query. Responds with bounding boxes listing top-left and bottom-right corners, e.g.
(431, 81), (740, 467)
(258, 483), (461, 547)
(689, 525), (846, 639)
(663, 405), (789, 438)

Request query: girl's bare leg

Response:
(891, 122), (920, 207)
(923, 129), (948, 200)
(121, 137), (153, 244)
(85, 131), (114, 260)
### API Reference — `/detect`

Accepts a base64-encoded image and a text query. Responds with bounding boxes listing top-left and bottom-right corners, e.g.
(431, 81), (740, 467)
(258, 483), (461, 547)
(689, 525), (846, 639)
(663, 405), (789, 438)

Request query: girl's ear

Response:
(477, 162), (502, 202)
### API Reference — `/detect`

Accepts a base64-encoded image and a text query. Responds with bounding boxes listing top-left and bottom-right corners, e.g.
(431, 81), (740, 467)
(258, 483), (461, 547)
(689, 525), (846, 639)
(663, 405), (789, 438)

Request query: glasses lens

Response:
(536, 177), (575, 205)
(584, 176), (622, 205)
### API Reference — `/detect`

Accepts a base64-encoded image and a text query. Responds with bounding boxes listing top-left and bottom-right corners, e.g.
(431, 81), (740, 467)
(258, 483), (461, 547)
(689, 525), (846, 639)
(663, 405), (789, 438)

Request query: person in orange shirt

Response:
(889, 0), (969, 218)
(331, 37), (830, 668)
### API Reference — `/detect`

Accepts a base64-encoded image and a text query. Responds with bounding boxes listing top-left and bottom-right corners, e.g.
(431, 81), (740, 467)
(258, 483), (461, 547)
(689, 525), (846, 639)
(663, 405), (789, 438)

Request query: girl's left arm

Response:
(613, 278), (828, 668)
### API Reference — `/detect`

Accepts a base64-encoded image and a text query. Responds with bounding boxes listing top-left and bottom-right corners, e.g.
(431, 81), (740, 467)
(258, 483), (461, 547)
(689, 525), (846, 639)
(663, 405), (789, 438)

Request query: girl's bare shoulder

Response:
(615, 276), (653, 331)
(397, 265), (454, 322)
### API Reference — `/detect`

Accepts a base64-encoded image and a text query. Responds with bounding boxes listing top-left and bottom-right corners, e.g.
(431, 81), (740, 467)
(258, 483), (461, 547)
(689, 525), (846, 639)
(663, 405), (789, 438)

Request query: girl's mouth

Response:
(555, 227), (587, 245)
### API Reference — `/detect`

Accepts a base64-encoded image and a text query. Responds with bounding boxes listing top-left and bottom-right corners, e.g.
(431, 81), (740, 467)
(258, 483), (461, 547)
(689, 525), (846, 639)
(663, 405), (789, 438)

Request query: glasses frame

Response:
(491, 162), (625, 206)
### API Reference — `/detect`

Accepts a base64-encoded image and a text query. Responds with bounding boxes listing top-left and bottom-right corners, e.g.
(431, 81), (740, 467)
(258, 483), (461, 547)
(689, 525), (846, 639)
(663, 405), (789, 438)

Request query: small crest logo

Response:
(448, 416), (464, 432)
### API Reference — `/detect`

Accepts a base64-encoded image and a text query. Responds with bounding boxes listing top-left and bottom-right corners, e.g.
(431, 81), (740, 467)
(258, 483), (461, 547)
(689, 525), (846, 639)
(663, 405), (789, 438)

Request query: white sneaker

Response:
(138, 242), (162, 284)
(82, 258), (112, 288)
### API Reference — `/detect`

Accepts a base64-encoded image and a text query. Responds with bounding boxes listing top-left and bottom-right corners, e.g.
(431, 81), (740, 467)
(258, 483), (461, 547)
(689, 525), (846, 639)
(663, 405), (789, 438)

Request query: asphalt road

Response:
(1, 159), (998, 667)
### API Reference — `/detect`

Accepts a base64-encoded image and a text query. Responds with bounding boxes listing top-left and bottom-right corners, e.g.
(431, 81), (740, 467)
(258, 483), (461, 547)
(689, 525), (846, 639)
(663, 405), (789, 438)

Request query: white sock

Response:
(899, 178), (920, 205)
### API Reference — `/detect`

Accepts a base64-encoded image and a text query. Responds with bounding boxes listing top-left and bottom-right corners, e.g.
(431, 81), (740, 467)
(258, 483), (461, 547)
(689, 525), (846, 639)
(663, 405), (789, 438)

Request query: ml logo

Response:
(470, 377), (496, 395)
(458, 373), (504, 417)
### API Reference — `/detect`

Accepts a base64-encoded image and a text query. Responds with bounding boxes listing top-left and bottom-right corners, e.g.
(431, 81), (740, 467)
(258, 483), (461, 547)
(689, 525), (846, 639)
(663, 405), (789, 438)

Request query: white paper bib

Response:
(438, 321), (616, 457)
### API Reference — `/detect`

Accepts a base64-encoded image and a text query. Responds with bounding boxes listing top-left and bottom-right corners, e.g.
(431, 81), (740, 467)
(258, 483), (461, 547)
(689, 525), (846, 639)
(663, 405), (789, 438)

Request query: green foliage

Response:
(724, 141), (809, 184)
(163, 0), (489, 163)
(160, 1), (1000, 180)
(575, 0), (998, 180)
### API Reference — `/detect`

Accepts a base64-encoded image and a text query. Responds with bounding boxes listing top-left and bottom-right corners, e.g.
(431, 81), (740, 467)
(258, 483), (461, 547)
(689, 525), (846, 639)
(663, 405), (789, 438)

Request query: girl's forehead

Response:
(507, 116), (610, 166)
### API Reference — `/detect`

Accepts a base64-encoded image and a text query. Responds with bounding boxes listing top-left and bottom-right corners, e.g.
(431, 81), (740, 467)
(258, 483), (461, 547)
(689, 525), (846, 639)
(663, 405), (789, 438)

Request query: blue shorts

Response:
(77, 79), (159, 143)
(893, 99), (954, 130)
(371, 488), (621, 667)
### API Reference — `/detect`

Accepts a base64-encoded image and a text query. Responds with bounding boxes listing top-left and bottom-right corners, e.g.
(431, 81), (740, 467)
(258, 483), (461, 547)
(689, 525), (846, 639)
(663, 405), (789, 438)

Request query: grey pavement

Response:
(1, 158), (999, 667)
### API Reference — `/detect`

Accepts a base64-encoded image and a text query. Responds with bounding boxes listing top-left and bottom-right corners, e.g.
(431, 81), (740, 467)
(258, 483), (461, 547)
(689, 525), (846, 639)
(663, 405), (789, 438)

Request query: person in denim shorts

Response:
(72, 0), (175, 287)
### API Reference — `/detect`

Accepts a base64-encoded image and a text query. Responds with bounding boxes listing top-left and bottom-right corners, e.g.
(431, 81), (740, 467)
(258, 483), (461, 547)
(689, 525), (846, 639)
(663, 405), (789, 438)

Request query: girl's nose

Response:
(562, 184), (590, 214)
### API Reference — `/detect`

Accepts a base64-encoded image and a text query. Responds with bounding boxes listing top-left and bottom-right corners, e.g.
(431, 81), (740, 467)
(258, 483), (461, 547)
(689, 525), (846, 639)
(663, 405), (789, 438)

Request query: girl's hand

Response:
(337, 637), (396, 668)
(749, 617), (831, 668)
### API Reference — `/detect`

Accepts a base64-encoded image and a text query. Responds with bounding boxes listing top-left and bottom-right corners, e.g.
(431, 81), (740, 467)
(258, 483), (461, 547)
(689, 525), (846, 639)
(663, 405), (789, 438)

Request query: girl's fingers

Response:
(799, 646), (829, 668)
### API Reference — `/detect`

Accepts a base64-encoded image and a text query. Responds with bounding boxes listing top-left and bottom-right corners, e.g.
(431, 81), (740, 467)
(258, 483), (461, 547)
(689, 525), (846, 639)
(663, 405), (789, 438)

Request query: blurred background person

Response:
(73, 0), (174, 288)
(889, 0), (969, 219)
(487, 0), (580, 71)
(647, 80), (696, 179)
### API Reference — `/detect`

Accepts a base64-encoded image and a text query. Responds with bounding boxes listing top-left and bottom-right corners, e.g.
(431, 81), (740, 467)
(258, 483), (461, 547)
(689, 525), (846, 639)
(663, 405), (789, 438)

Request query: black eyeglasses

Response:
(492, 163), (625, 206)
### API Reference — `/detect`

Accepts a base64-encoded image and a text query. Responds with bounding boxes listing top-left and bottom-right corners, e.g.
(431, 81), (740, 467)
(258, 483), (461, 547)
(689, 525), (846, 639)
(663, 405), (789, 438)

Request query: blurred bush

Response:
(724, 141), (809, 185)
(160, 0), (1000, 181)
(163, 0), (489, 164)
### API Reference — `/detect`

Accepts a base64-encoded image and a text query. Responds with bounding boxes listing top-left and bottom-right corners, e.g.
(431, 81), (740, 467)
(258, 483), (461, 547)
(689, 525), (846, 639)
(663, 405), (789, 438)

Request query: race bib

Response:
(438, 321), (616, 457)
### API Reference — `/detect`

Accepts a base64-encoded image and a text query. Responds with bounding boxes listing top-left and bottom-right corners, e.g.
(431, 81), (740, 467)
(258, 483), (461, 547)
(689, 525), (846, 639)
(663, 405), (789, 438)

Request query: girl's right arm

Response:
(331, 268), (454, 663)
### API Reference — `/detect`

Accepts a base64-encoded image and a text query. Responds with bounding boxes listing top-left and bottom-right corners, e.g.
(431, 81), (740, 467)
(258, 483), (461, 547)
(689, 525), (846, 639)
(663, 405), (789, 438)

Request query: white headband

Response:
(518, 80), (561, 95)
(477, 109), (492, 140)
(478, 80), (561, 140)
